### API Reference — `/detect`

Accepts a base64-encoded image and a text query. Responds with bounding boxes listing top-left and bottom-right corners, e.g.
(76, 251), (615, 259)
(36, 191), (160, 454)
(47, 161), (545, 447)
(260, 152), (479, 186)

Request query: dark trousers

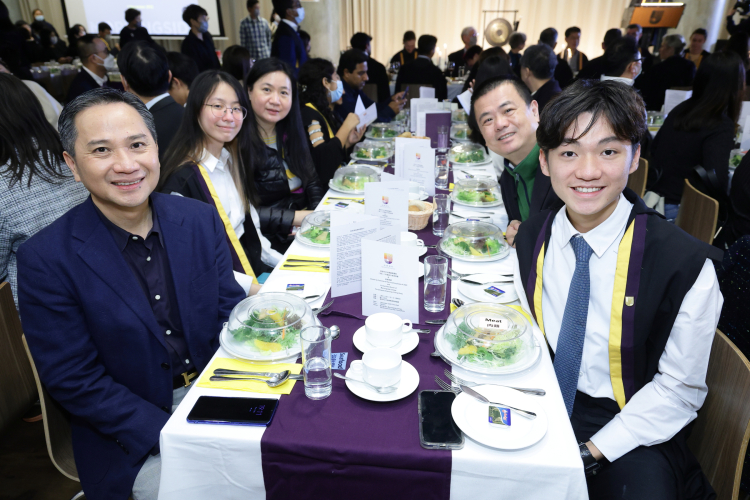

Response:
(570, 391), (716, 500)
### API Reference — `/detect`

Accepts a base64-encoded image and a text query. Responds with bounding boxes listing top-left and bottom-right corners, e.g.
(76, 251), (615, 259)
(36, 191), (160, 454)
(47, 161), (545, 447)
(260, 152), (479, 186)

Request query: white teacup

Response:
(362, 348), (402, 388)
(400, 231), (424, 247)
(365, 312), (413, 347)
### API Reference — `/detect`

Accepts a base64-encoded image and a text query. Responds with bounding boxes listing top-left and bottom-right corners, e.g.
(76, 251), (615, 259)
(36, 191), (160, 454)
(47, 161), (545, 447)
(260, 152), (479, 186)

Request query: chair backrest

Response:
(688, 330), (750, 500)
(400, 83), (434, 108)
(0, 282), (37, 433)
(675, 178), (719, 244)
(362, 83), (378, 103)
(21, 334), (79, 481)
(627, 157), (649, 198)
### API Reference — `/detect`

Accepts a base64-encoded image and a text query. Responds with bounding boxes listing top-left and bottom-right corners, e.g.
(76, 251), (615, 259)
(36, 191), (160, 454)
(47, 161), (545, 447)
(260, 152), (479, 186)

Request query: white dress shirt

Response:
(145, 92), (170, 110)
(514, 194), (723, 461)
(82, 65), (108, 87)
(200, 149), (283, 293)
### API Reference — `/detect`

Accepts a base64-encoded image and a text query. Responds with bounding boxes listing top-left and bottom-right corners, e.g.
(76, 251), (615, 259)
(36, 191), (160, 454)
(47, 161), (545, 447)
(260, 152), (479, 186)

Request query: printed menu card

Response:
(403, 143), (436, 196)
(361, 230), (420, 321)
(395, 137), (431, 177)
(364, 181), (409, 231)
(330, 212), (379, 298)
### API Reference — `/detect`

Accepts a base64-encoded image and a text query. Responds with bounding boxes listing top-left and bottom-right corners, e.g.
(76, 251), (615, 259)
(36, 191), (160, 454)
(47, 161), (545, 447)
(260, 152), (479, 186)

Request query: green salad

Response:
(456, 189), (497, 204)
(454, 129), (467, 139)
(453, 150), (485, 163)
(230, 307), (301, 354)
(370, 128), (398, 138)
(301, 226), (330, 245)
(334, 175), (369, 191)
(356, 147), (389, 159)
(443, 236), (502, 257)
(445, 321), (524, 368)
(453, 110), (468, 122)
(731, 154), (744, 168)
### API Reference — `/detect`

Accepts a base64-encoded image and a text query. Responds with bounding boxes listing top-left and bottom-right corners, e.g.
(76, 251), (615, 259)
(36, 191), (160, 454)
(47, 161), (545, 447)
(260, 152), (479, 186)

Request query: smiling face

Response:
(539, 113), (639, 232)
(249, 70), (292, 130)
(63, 103), (159, 216)
(474, 82), (539, 165)
(199, 81), (244, 151)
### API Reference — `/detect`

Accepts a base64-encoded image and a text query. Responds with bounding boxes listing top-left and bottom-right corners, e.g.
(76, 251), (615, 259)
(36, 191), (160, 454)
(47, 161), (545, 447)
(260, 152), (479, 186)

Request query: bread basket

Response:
(408, 200), (434, 230)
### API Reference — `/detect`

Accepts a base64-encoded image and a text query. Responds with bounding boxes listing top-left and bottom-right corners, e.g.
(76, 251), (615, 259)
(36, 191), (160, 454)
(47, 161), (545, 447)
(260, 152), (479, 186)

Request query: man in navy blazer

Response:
(270, 0), (307, 78)
(17, 88), (245, 500)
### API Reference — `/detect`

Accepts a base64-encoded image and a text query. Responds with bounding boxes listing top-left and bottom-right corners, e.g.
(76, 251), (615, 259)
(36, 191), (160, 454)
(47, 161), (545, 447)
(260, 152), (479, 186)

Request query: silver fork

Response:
(435, 375), (461, 394)
(312, 300), (334, 314)
(443, 370), (546, 396)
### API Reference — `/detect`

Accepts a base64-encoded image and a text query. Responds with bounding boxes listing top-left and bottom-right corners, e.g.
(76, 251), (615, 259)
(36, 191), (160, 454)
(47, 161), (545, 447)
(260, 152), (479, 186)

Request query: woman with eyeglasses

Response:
(298, 58), (364, 185)
(160, 70), (281, 295)
(245, 57), (324, 251)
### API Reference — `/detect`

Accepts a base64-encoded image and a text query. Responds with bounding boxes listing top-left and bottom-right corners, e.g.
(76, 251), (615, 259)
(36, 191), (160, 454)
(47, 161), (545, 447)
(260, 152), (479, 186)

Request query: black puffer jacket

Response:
(255, 145), (324, 248)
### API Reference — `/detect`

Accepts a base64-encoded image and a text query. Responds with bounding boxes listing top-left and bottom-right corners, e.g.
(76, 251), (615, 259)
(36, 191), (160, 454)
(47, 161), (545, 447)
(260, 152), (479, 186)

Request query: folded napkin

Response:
(196, 357), (303, 395)
(280, 254), (330, 273)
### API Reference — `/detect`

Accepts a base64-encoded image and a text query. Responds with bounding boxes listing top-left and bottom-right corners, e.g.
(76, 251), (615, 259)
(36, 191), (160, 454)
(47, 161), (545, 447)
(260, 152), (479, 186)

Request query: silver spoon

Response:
(334, 373), (398, 394)
(209, 372), (291, 387)
(452, 298), (464, 308)
(330, 325), (341, 340)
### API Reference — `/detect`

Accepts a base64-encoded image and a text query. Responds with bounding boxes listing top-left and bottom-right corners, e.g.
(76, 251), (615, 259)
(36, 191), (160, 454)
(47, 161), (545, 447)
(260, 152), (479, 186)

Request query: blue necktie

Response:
(554, 235), (594, 417)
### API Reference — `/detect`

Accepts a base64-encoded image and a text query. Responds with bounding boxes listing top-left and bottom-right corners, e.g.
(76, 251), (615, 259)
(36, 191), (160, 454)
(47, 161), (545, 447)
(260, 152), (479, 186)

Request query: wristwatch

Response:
(579, 442), (602, 477)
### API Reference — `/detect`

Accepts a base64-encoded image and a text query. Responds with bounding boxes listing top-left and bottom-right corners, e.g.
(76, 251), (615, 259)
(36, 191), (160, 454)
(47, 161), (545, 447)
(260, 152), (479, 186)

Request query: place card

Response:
(403, 143), (436, 196)
(663, 89), (692, 116)
(457, 88), (472, 114)
(361, 230), (420, 321)
(330, 212), (379, 298)
(419, 87), (435, 98)
(418, 110), (451, 148)
(395, 137), (431, 177)
(409, 97), (439, 131)
(355, 95), (377, 132)
(364, 180), (409, 231)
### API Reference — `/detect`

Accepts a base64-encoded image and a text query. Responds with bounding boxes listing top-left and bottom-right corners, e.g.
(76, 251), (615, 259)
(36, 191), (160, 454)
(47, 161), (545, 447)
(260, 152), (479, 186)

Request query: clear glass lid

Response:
(330, 165), (379, 193)
(438, 220), (509, 260)
(451, 178), (502, 206)
(352, 140), (393, 160)
(367, 122), (400, 138)
(297, 211), (331, 246)
(451, 122), (470, 140)
(449, 142), (487, 164)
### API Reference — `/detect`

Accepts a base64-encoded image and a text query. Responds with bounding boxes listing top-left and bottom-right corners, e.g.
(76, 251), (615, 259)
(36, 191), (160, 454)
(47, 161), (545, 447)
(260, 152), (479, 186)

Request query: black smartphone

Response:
(187, 396), (279, 426)
(418, 390), (464, 450)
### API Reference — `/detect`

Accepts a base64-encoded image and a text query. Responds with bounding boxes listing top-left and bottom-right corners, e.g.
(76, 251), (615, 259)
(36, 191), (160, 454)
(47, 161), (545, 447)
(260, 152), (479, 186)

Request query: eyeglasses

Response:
(205, 103), (247, 119)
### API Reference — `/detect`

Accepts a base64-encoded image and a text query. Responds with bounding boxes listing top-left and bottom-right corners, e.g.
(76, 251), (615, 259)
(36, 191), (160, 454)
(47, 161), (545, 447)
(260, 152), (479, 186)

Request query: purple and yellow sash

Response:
(191, 163), (257, 284)
(525, 213), (647, 409)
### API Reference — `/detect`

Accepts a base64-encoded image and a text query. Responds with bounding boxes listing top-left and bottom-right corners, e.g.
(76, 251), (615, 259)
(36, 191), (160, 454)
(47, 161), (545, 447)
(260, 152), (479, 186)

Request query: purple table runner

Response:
(260, 195), (453, 500)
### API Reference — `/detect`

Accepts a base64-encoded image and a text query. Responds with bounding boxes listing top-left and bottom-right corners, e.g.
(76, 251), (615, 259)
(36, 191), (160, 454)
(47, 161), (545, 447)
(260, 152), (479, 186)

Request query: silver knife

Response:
(425, 319), (447, 325)
(459, 384), (537, 419)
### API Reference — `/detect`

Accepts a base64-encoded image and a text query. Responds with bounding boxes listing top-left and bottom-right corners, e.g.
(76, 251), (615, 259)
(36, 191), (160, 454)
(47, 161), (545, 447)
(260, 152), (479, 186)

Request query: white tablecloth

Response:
(158, 190), (588, 500)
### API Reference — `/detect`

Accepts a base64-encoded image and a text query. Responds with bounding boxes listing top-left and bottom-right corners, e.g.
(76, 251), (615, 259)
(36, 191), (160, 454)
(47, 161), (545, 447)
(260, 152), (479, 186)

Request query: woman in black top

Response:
(650, 52), (744, 220)
(298, 58), (364, 185)
(38, 28), (69, 63)
(245, 57), (325, 251)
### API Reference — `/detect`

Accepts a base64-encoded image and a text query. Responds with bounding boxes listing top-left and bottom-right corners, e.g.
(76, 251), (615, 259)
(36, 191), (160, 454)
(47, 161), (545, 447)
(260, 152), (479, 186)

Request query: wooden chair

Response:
(0, 282), (37, 433)
(21, 334), (80, 484)
(675, 179), (719, 244)
(362, 83), (378, 103)
(627, 157), (649, 198)
(688, 330), (750, 500)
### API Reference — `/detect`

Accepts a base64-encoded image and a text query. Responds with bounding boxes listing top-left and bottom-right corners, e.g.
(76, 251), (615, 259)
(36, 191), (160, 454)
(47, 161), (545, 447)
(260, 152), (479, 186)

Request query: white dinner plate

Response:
(450, 192), (504, 208)
(409, 190), (429, 201)
(328, 179), (369, 195)
(449, 160), (493, 168)
(457, 277), (518, 304)
(352, 326), (419, 355)
(451, 385), (548, 450)
(350, 152), (389, 163)
(343, 361), (420, 402)
(439, 242), (510, 263)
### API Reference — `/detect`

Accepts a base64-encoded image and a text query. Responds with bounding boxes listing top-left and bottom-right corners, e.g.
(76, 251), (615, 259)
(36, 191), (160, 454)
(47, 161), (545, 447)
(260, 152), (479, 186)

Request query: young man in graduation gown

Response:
(16, 88), (246, 500)
(514, 79), (722, 499)
(469, 77), (562, 229)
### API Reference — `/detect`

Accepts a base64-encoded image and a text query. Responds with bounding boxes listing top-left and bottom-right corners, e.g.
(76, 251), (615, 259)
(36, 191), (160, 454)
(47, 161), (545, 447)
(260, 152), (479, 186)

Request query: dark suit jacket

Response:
(335, 80), (395, 123)
(17, 194), (245, 500)
(271, 21), (307, 78)
(554, 55), (576, 88)
(66, 70), (102, 103)
(149, 95), (184, 163)
(395, 56), (448, 100)
(533, 78), (562, 113)
(499, 157), (562, 222)
(448, 48), (466, 76)
(635, 55), (696, 111)
(576, 55), (608, 80)
(366, 55), (391, 102)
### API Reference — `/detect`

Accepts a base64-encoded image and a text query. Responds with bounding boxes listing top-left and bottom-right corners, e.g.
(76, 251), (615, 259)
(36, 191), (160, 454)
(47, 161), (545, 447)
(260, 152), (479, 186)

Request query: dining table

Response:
(156, 161), (588, 500)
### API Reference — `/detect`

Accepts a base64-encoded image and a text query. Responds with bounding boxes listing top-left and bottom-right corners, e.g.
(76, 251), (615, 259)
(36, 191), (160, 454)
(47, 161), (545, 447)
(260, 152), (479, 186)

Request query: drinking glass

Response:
(458, 66), (466, 78)
(424, 255), (448, 312)
(300, 325), (332, 400)
(435, 154), (449, 190)
(433, 193), (450, 236)
(436, 125), (449, 150)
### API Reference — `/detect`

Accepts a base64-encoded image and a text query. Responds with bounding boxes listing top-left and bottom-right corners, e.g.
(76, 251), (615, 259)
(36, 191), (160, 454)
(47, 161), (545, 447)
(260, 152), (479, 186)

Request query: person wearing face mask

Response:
(30, 8), (57, 39)
(66, 35), (112, 102)
(350, 32), (391, 103)
(38, 28), (71, 64)
(98, 22), (119, 57)
(119, 8), (153, 49)
(299, 58), (365, 185)
(270, 0), (307, 78)
(181, 4), (220, 73)
(240, 0), (272, 61)
(447, 26), (477, 77)
(245, 57), (325, 252)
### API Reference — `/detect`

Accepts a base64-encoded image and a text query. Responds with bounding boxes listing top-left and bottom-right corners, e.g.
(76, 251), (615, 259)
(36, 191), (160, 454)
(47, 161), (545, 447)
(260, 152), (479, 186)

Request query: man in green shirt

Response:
(470, 77), (561, 244)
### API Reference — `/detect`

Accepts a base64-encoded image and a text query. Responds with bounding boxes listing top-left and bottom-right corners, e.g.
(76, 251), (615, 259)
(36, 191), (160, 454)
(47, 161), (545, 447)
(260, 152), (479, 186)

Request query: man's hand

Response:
(505, 220), (521, 247)
(388, 91), (406, 114)
(391, 91), (406, 102)
(586, 441), (604, 461)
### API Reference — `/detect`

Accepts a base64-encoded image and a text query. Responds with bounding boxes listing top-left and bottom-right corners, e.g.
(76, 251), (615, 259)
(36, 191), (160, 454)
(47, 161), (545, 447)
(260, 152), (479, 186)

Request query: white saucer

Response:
(409, 190), (429, 201)
(450, 192), (504, 208)
(344, 361), (420, 402)
(451, 385), (548, 450)
(457, 276), (518, 303)
(352, 326), (419, 355)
